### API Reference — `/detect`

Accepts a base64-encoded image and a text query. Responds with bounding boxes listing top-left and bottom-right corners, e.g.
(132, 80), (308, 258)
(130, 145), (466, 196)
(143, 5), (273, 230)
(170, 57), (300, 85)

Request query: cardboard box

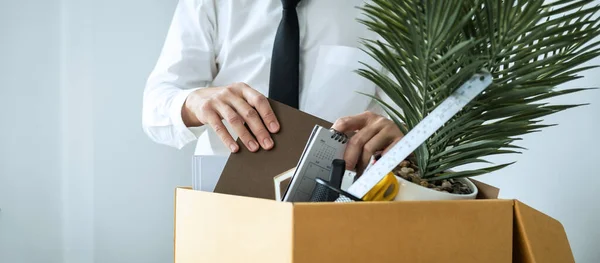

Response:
(176, 100), (574, 262)
(173, 181), (574, 263)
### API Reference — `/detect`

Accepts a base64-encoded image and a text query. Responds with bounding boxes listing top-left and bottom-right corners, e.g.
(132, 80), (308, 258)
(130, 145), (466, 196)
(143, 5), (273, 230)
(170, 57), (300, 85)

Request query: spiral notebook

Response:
(281, 126), (349, 202)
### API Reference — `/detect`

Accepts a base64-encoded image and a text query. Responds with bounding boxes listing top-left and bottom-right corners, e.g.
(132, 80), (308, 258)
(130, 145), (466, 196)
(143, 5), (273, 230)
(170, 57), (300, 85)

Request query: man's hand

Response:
(332, 111), (404, 173)
(182, 82), (280, 153)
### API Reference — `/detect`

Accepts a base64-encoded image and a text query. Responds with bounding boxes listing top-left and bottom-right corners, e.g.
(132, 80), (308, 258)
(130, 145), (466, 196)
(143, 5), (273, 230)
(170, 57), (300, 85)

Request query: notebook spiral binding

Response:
(329, 129), (349, 144)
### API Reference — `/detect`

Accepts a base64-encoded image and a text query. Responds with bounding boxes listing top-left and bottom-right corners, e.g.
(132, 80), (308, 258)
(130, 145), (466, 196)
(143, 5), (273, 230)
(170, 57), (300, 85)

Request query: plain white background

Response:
(0, 0), (598, 262)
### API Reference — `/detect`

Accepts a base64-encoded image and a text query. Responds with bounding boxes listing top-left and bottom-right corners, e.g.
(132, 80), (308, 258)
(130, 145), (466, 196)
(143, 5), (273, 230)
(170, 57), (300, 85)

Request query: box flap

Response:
(471, 179), (499, 199)
(174, 188), (293, 263)
(513, 201), (574, 263)
(292, 200), (513, 263)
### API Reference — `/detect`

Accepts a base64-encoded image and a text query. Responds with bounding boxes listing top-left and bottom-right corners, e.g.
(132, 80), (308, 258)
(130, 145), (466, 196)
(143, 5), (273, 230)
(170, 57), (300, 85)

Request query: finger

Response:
(357, 131), (396, 173)
(241, 87), (280, 133)
(332, 112), (372, 132)
(204, 110), (239, 153)
(383, 136), (403, 155)
(343, 123), (381, 170)
(216, 102), (260, 152)
(228, 95), (274, 150)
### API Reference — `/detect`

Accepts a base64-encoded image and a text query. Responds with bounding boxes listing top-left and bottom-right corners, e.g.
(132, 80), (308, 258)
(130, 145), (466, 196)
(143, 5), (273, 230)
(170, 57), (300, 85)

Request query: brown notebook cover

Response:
(213, 99), (333, 200)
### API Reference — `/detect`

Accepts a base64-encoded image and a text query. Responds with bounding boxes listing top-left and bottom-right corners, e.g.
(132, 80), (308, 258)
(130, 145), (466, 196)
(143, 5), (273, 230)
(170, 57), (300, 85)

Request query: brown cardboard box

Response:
(173, 183), (574, 263)
(175, 100), (574, 262)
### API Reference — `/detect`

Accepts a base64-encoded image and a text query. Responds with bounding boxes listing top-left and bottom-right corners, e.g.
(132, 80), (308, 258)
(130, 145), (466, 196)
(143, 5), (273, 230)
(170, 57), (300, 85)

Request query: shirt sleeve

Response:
(142, 0), (217, 149)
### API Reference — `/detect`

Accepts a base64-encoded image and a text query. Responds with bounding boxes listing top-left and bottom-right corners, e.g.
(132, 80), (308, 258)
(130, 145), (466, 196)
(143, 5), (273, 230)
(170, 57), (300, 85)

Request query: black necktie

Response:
(268, 0), (301, 109)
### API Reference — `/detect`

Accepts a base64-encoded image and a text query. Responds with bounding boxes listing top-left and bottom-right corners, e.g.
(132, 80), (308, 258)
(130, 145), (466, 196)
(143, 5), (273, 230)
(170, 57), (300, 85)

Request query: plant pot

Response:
(393, 175), (478, 201)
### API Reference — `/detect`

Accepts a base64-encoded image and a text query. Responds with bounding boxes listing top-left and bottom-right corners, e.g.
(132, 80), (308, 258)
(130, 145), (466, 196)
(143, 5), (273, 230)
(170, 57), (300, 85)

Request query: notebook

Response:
(213, 99), (333, 200)
(281, 126), (349, 202)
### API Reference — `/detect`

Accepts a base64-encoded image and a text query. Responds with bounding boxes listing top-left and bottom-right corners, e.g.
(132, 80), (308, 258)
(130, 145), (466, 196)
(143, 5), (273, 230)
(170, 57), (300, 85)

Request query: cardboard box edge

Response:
(173, 188), (182, 263)
(513, 200), (575, 263)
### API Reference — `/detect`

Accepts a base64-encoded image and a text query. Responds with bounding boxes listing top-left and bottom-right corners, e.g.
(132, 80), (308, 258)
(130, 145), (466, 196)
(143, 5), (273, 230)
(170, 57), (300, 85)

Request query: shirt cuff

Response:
(169, 88), (202, 149)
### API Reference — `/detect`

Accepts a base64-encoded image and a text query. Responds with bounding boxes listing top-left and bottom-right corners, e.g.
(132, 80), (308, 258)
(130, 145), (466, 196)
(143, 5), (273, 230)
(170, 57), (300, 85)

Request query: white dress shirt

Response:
(143, 0), (391, 154)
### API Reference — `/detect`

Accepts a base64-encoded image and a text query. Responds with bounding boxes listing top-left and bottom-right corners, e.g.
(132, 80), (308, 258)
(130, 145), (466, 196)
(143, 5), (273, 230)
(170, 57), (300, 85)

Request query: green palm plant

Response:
(357, 0), (600, 184)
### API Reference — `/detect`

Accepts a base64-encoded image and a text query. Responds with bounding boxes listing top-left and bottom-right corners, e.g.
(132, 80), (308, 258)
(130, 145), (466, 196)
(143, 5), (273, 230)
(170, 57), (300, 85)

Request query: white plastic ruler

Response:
(346, 71), (493, 199)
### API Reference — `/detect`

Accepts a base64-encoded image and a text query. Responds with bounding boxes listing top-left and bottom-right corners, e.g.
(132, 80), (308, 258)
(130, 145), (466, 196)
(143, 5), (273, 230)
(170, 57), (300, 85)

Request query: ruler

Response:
(346, 71), (493, 199)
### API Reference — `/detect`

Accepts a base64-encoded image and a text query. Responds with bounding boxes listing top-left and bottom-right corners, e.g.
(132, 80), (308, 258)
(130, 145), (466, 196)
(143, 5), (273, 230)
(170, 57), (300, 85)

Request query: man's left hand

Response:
(332, 111), (404, 173)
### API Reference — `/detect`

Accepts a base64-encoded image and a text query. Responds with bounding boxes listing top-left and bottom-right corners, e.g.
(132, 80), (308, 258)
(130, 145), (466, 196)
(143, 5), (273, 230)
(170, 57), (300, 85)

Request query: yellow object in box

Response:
(361, 172), (399, 201)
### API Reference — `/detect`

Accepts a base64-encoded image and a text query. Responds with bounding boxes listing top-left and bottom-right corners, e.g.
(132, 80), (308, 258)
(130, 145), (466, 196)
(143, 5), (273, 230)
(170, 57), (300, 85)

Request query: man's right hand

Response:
(181, 82), (280, 153)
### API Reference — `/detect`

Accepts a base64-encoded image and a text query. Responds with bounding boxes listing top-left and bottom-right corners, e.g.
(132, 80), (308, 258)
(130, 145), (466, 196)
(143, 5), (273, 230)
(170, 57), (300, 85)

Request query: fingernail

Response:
(229, 144), (238, 152)
(249, 141), (258, 151)
(269, 122), (279, 132)
(264, 138), (273, 148)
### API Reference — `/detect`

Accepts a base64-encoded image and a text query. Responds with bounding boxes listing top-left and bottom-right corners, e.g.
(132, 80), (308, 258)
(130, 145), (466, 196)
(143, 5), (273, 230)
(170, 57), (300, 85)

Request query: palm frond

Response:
(358, 0), (600, 180)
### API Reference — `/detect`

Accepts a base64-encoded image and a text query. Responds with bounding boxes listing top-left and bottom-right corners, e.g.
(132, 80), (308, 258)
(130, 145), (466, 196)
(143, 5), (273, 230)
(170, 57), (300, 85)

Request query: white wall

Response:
(88, 1), (195, 263)
(0, 1), (63, 263)
(1, 0), (599, 263)
(2, 0), (193, 263)
(86, 0), (194, 263)
(60, 0), (94, 262)
(477, 55), (600, 263)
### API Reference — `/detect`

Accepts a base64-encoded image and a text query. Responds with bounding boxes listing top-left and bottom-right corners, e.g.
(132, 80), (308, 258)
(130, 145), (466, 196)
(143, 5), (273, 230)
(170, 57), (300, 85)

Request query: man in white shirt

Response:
(142, 0), (403, 172)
